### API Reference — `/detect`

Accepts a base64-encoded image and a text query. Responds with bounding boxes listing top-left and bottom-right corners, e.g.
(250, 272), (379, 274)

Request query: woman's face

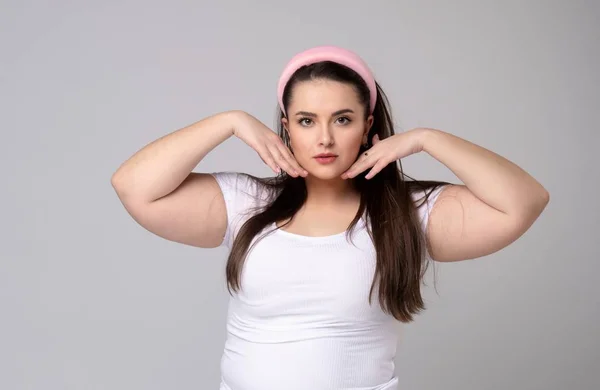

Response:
(282, 79), (373, 180)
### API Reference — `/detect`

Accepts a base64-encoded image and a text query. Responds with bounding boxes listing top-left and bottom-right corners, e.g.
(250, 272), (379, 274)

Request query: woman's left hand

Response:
(341, 128), (429, 180)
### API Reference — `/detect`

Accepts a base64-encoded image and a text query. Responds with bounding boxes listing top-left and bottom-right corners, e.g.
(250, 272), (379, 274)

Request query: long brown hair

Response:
(225, 61), (448, 323)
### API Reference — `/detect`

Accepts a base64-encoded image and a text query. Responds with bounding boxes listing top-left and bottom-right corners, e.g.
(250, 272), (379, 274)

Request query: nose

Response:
(318, 124), (334, 146)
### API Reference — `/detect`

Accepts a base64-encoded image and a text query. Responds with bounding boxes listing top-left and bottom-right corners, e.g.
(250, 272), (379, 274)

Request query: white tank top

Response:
(212, 172), (443, 390)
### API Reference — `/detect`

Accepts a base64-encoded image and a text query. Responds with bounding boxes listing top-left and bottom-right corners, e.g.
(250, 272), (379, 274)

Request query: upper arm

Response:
(425, 185), (531, 262)
(114, 173), (228, 248)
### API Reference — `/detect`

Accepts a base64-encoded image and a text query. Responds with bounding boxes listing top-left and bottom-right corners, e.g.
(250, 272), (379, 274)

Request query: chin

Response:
(305, 164), (346, 180)
(309, 173), (341, 180)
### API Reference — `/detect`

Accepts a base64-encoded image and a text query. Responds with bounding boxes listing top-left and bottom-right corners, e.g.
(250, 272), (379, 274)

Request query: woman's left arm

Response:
(418, 128), (549, 262)
(342, 128), (550, 262)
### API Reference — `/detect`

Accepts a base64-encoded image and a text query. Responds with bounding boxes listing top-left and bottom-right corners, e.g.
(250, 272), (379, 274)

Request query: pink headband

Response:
(277, 45), (377, 115)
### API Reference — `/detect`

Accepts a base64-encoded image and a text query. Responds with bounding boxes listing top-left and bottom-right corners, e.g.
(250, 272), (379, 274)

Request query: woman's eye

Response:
(298, 117), (350, 126)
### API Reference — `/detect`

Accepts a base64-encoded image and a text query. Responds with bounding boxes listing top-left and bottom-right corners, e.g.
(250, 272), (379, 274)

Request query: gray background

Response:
(1, 0), (598, 389)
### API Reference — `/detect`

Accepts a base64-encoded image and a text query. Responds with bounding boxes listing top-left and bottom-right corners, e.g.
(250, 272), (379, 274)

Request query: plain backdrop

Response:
(1, 1), (598, 389)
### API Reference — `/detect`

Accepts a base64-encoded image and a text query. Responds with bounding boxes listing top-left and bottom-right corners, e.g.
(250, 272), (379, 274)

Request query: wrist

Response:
(224, 110), (248, 137)
(418, 127), (440, 154)
(215, 110), (242, 136)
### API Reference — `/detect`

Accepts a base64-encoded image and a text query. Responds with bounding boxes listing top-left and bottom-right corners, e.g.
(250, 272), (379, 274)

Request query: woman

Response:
(111, 46), (549, 390)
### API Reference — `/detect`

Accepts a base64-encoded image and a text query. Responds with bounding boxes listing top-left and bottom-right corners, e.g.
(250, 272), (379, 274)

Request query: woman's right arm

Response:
(111, 110), (305, 248)
(111, 110), (239, 248)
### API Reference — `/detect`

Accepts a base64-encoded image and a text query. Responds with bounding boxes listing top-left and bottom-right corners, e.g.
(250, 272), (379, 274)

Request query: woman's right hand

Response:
(232, 111), (308, 177)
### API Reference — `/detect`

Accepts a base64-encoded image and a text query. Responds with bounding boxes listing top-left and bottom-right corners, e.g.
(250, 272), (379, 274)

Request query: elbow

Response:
(111, 171), (122, 191)
(508, 187), (549, 230)
(110, 170), (129, 198)
(529, 186), (550, 218)
(518, 188), (550, 227)
(542, 188), (550, 204)
(110, 172), (119, 189)
(110, 170), (154, 206)
(537, 187), (550, 212)
(526, 182), (550, 215)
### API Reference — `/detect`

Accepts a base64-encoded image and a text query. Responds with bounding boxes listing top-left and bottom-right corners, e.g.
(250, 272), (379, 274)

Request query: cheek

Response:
(340, 150), (360, 168)
(289, 136), (310, 158)
(341, 135), (364, 153)
(341, 139), (364, 164)
(290, 131), (310, 149)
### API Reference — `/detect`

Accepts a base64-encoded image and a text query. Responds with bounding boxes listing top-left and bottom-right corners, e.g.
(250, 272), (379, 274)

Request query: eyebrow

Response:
(294, 109), (355, 117)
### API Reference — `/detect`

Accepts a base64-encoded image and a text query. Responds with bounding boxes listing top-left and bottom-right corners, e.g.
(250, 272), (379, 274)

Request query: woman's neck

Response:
(303, 176), (360, 207)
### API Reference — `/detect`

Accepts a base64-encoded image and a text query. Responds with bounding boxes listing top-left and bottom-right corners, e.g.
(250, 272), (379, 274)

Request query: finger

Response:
(257, 146), (281, 174)
(268, 144), (299, 177)
(365, 159), (387, 179)
(275, 143), (308, 177)
(343, 153), (373, 179)
(372, 134), (380, 145)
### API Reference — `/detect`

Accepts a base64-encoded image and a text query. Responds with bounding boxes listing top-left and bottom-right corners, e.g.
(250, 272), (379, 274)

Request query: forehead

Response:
(287, 79), (363, 113)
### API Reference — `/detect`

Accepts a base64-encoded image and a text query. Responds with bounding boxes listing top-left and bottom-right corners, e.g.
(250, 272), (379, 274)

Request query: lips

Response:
(314, 154), (338, 164)
(314, 153), (337, 158)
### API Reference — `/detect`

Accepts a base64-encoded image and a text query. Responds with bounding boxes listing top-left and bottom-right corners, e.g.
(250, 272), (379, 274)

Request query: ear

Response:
(366, 114), (374, 131)
(281, 117), (289, 133)
(362, 115), (374, 142)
